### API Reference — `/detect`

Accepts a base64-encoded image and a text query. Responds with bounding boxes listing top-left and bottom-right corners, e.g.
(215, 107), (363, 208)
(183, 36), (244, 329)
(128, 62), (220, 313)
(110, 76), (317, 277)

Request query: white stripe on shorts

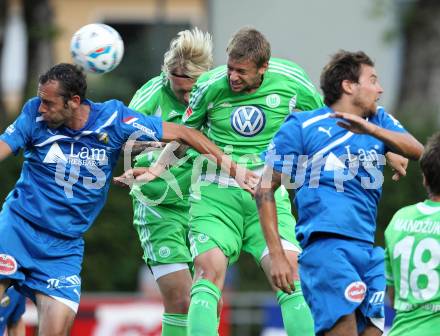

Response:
(49, 295), (79, 313)
(259, 239), (301, 262)
(150, 263), (189, 280)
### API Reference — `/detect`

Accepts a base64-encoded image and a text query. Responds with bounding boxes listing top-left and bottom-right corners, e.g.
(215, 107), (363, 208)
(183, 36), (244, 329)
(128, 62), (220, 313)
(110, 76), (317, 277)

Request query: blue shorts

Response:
(0, 204), (84, 312)
(299, 236), (385, 335)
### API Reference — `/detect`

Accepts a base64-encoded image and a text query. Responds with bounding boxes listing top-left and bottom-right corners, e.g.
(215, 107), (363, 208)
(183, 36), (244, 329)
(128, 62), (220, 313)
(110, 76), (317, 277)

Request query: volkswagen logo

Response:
(230, 106), (266, 137)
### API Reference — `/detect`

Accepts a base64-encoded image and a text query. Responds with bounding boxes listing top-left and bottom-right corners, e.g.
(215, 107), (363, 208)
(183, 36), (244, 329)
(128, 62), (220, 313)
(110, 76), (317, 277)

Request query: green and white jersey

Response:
(385, 200), (440, 313)
(183, 58), (324, 175)
(130, 72), (186, 123)
(129, 73), (193, 204)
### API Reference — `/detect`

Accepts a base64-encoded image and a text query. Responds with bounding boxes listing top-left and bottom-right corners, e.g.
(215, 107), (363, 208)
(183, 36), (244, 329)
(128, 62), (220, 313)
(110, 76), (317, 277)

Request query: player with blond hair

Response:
(125, 28), (214, 336)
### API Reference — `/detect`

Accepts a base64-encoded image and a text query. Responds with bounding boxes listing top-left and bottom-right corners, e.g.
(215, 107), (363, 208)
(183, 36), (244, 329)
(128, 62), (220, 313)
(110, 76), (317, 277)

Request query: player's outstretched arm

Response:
(331, 112), (423, 160)
(113, 141), (184, 187)
(0, 140), (13, 162)
(161, 122), (260, 194)
(122, 140), (165, 156)
(256, 167), (295, 294)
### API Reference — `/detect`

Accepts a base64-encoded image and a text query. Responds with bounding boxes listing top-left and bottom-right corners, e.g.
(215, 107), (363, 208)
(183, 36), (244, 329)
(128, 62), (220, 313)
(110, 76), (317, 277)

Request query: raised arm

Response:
(114, 141), (186, 187)
(256, 167), (295, 294)
(332, 112), (423, 160)
(163, 122), (260, 193)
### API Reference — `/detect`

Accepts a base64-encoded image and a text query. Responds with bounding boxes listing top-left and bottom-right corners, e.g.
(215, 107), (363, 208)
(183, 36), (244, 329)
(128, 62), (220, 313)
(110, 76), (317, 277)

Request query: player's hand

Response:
(113, 167), (160, 188)
(234, 167), (260, 196)
(270, 253), (295, 294)
(331, 112), (378, 135)
(386, 152), (408, 181)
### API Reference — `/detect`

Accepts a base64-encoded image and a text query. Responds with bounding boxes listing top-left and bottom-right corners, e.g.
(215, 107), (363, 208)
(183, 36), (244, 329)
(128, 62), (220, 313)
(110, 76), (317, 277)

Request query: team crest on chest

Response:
(230, 106), (266, 137)
(266, 94), (280, 108)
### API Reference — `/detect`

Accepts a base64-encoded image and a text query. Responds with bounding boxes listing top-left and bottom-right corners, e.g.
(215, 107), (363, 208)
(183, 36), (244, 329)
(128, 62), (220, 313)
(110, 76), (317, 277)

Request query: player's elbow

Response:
(405, 136), (424, 161)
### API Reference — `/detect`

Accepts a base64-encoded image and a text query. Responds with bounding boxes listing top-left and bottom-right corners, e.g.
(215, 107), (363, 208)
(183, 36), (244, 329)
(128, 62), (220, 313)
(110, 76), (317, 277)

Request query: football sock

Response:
(188, 279), (221, 336)
(277, 280), (315, 336)
(162, 313), (187, 336)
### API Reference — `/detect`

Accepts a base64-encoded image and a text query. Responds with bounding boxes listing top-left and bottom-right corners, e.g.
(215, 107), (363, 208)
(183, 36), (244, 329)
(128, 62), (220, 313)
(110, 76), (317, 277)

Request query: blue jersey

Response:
(0, 98), (162, 238)
(0, 287), (25, 334)
(264, 106), (407, 247)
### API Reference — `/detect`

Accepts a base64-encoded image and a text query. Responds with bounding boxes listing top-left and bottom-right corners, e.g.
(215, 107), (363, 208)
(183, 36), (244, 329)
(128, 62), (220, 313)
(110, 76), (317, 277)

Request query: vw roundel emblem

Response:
(230, 106), (266, 137)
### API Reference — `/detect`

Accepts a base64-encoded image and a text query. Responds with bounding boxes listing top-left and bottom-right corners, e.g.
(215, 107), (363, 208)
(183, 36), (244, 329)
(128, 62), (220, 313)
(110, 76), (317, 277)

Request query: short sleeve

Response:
(118, 105), (163, 142)
(294, 85), (325, 112)
(0, 99), (36, 154)
(377, 107), (407, 134)
(128, 76), (163, 116)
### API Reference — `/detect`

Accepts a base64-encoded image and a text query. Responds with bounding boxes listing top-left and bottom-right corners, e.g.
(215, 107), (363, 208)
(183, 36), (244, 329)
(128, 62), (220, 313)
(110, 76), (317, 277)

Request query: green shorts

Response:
(188, 183), (299, 264)
(132, 195), (192, 267)
(389, 308), (440, 336)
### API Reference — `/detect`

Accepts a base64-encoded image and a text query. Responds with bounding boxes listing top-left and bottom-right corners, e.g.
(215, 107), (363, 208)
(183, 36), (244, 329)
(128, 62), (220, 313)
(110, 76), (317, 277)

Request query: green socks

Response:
(277, 280), (315, 336)
(162, 313), (187, 336)
(188, 279), (221, 336)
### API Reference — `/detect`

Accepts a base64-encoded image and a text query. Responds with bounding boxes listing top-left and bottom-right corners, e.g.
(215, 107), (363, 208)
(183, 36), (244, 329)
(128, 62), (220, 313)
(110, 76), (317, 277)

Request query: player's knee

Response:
(194, 267), (220, 284)
(193, 261), (222, 284)
(164, 289), (191, 313)
(38, 322), (73, 336)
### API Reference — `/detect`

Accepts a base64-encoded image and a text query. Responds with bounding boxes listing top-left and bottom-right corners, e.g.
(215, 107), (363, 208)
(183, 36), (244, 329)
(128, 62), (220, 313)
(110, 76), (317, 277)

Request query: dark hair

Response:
(320, 50), (374, 106)
(420, 132), (440, 196)
(226, 27), (271, 67)
(39, 63), (87, 103)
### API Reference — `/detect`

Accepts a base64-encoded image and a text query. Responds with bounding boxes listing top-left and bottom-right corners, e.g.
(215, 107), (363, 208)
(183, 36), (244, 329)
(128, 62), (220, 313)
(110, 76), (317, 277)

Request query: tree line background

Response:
(0, 0), (439, 293)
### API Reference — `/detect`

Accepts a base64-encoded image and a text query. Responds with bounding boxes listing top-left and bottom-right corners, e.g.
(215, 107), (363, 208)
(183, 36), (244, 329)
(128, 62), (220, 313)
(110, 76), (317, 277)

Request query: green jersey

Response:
(385, 200), (440, 314)
(183, 58), (324, 172)
(129, 73), (193, 204)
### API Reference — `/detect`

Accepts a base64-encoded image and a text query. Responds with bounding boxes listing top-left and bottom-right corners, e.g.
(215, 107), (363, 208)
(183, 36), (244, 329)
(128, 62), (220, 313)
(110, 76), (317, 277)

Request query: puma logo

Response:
(318, 126), (332, 137)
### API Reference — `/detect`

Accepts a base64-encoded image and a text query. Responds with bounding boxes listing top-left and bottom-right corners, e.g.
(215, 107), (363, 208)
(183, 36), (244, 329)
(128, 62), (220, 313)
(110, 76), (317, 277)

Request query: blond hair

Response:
(162, 27), (213, 79)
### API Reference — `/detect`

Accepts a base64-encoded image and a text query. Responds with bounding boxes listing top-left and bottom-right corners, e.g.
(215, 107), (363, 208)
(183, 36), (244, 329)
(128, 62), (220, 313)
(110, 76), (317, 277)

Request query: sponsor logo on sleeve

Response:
(388, 114), (403, 128)
(5, 123), (16, 135)
(289, 95), (297, 112)
(182, 107), (193, 122)
(123, 116), (139, 125)
(124, 116), (156, 139)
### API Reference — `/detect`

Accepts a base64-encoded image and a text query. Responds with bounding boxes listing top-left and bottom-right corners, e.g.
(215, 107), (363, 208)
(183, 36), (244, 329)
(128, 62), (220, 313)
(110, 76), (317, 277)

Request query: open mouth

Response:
(230, 82), (242, 90)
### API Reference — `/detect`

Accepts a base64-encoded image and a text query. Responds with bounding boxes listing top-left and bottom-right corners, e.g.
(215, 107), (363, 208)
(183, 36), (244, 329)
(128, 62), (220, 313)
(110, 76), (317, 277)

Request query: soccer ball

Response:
(70, 23), (124, 74)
